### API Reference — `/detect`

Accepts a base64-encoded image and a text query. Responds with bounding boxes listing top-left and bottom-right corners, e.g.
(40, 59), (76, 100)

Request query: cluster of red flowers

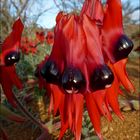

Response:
(0, 0), (135, 140)
(36, 0), (134, 139)
(20, 37), (37, 54)
(46, 31), (54, 46)
(20, 31), (54, 55)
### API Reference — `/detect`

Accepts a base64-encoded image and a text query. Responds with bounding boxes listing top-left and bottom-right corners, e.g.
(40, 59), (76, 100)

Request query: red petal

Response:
(48, 93), (54, 115)
(0, 79), (17, 107)
(0, 64), (22, 108)
(106, 64), (124, 120)
(113, 59), (135, 93)
(6, 66), (23, 89)
(83, 14), (104, 70)
(56, 11), (65, 23)
(74, 94), (84, 140)
(58, 122), (69, 140)
(106, 86), (124, 120)
(85, 93), (103, 140)
(80, 0), (104, 23)
(51, 85), (63, 116)
(1, 18), (24, 65)
(58, 94), (84, 140)
(2, 18), (24, 52)
(61, 94), (74, 130)
(0, 66), (21, 107)
(58, 93), (69, 140)
(103, 0), (123, 31)
(92, 90), (112, 121)
(102, 0), (123, 63)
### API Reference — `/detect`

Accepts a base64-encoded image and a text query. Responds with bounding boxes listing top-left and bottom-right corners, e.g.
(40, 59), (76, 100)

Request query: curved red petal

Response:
(51, 85), (63, 116)
(106, 64), (124, 120)
(85, 93), (103, 140)
(58, 93), (69, 140)
(103, 0), (123, 31)
(48, 93), (54, 115)
(80, 0), (104, 24)
(58, 93), (84, 140)
(83, 14), (104, 67)
(0, 80), (17, 107)
(0, 66), (23, 107)
(92, 90), (112, 121)
(102, 0), (123, 63)
(113, 59), (135, 93)
(2, 18), (24, 52)
(74, 94), (84, 140)
(7, 66), (23, 89)
(58, 122), (69, 140)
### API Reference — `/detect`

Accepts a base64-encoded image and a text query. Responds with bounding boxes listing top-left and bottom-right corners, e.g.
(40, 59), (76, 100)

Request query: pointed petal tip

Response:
(120, 114), (125, 121)
(97, 132), (103, 140)
(14, 17), (24, 28)
(130, 88), (135, 94)
(116, 112), (124, 121)
(106, 115), (112, 122)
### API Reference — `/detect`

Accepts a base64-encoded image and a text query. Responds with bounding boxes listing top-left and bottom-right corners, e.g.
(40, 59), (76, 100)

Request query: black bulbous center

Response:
(5, 51), (20, 66)
(61, 67), (85, 94)
(90, 65), (114, 91)
(114, 35), (133, 61)
(40, 61), (60, 84)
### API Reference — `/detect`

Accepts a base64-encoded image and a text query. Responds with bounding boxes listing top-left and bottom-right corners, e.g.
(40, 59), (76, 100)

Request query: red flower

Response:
(36, 31), (45, 43)
(0, 18), (23, 66)
(36, 0), (134, 139)
(20, 37), (38, 54)
(46, 31), (54, 46)
(28, 40), (38, 54)
(101, 0), (134, 93)
(81, 0), (134, 92)
(20, 37), (30, 54)
(102, 0), (133, 63)
(0, 18), (24, 107)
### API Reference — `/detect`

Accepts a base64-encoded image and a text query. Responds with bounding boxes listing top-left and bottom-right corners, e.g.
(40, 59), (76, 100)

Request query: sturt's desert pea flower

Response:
(20, 37), (30, 54)
(81, 0), (134, 92)
(0, 18), (24, 107)
(46, 31), (54, 46)
(101, 0), (134, 93)
(36, 31), (45, 43)
(20, 36), (39, 54)
(36, 0), (134, 139)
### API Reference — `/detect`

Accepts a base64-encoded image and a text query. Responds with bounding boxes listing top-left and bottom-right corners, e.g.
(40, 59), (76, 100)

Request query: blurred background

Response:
(0, 0), (139, 39)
